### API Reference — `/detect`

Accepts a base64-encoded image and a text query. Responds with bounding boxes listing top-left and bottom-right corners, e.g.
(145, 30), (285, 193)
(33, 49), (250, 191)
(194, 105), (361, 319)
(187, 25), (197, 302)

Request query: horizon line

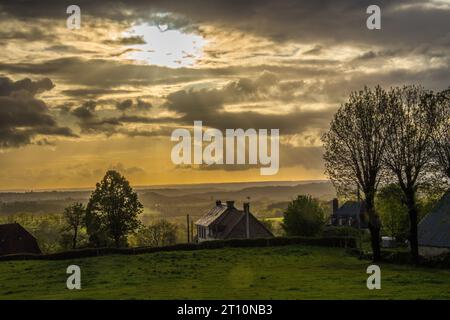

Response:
(0, 179), (330, 193)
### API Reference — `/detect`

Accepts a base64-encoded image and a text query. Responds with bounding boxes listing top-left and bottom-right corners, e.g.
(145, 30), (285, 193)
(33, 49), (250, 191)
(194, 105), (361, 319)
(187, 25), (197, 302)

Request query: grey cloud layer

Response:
(0, 0), (448, 180)
(1, 0), (448, 49)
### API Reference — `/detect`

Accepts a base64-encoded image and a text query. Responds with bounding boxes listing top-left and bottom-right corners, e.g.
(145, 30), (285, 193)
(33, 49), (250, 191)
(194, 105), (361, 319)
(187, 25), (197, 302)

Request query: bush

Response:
(0, 236), (357, 261)
(135, 220), (178, 247)
(322, 226), (363, 238)
(282, 195), (325, 236)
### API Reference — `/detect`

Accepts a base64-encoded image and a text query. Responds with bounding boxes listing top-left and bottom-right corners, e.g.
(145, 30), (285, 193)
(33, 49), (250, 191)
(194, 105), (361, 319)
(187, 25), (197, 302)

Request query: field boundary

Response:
(0, 236), (356, 261)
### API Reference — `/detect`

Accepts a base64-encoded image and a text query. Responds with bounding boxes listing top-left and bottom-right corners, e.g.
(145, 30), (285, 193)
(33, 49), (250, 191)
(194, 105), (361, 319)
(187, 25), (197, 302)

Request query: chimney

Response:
(216, 200), (222, 206)
(243, 202), (250, 239)
(332, 198), (339, 214)
(226, 200), (235, 208)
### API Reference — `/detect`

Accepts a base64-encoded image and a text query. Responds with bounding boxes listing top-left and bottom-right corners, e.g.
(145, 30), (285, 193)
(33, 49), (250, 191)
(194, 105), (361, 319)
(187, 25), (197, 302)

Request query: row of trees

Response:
(322, 85), (450, 263)
(62, 170), (177, 249)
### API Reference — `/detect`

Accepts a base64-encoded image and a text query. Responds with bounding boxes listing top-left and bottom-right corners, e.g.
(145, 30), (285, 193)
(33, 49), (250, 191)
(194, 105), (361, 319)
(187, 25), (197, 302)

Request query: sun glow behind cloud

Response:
(123, 23), (207, 68)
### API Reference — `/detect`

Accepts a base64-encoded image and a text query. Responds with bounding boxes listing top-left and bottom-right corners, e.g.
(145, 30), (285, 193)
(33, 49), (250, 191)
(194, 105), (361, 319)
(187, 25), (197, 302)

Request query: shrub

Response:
(135, 220), (178, 247)
(282, 195), (325, 236)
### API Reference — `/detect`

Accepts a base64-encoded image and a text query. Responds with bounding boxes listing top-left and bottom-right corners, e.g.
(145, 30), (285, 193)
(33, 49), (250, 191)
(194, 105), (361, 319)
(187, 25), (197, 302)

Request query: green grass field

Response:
(0, 245), (449, 299)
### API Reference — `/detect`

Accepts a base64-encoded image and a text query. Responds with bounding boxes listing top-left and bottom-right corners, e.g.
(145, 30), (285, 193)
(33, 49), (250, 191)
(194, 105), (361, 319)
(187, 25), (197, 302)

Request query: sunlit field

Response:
(1, 245), (449, 300)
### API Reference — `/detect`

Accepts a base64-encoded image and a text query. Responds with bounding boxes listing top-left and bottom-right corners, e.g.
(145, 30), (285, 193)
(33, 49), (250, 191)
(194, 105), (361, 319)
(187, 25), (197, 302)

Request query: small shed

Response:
(0, 223), (41, 255)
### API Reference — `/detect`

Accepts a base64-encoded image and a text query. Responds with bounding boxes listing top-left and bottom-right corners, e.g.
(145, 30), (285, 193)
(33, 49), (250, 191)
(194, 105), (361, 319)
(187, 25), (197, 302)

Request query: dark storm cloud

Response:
(165, 71), (279, 115)
(104, 35), (146, 45)
(0, 57), (215, 87)
(77, 117), (122, 136)
(136, 99), (152, 111)
(1, 0), (448, 49)
(69, 97), (167, 137)
(71, 100), (97, 120)
(114, 98), (152, 113)
(116, 99), (133, 111)
(165, 73), (336, 134)
(0, 56), (341, 92)
(0, 76), (76, 147)
(76, 115), (176, 137)
(0, 76), (54, 96)
(62, 88), (136, 98)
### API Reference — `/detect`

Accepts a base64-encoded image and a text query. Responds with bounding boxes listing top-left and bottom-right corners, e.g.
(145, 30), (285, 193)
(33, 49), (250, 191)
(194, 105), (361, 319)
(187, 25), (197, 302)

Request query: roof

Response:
(0, 223), (36, 239)
(334, 201), (362, 217)
(195, 202), (274, 239)
(195, 204), (228, 227)
(0, 223), (41, 255)
(418, 190), (450, 248)
(214, 208), (245, 238)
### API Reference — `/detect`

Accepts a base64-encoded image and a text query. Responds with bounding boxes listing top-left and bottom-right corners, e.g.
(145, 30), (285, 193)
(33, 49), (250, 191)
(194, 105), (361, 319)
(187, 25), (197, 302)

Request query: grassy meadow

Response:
(0, 245), (449, 300)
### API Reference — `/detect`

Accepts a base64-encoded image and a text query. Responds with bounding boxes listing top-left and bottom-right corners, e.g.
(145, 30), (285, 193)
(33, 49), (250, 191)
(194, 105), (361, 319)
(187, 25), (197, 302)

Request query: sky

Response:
(0, 0), (449, 190)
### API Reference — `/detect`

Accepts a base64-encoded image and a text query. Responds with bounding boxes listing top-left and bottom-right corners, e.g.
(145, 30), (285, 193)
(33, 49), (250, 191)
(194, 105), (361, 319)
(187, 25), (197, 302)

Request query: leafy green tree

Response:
(376, 184), (409, 241)
(136, 220), (178, 247)
(86, 170), (143, 248)
(282, 195), (324, 236)
(62, 202), (86, 249)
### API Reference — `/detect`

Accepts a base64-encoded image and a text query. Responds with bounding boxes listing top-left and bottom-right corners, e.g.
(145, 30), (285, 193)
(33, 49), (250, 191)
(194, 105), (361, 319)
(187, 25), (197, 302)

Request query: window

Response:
(198, 226), (206, 239)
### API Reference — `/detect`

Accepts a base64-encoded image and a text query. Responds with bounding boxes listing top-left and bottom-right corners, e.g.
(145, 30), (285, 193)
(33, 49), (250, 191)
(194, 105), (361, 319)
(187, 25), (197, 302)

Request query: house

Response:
(418, 190), (450, 257)
(195, 200), (274, 242)
(0, 223), (41, 256)
(329, 198), (368, 228)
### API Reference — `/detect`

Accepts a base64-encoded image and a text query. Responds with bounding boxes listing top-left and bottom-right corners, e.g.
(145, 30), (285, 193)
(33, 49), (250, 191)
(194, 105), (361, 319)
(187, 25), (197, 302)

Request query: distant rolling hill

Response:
(0, 180), (335, 217)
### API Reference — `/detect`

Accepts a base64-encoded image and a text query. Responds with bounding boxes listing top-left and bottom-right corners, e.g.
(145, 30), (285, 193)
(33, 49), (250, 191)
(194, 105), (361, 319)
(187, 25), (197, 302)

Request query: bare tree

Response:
(432, 88), (450, 180)
(384, 86), (436, 264)
(323, 86), (392, 261)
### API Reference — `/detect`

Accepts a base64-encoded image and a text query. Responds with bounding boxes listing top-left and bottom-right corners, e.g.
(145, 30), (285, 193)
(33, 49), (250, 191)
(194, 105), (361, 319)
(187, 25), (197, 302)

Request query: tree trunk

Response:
(114, 235), (121, 248)
(72, 228), (78, 250)
(366, 195), (381, 262)
(405, 191), (419, 264)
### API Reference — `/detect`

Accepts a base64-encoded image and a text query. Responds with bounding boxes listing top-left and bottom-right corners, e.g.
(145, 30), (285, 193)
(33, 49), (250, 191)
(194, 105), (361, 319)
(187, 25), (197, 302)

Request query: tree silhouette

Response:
(384, 86), (436, 264)
(63, 202), (85, 249)
(86, 170), (143, 248)
(432, 88), (450, 180)
(322, 86), (392, 261)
